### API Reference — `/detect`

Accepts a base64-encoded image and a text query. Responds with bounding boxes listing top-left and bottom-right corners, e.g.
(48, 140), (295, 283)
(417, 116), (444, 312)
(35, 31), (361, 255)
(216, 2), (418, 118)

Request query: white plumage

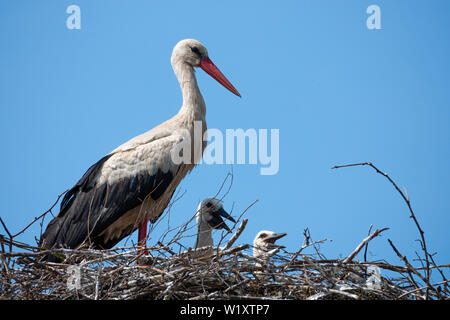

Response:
(194, 198), (235, 250)
(253, 230), (287, 260)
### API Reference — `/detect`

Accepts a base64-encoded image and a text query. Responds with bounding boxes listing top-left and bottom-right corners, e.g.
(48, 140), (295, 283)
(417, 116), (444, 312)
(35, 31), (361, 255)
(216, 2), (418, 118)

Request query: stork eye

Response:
(191, 46), (202, 57)
(205, 202), (212, 208)
(259, 233), (267, 238)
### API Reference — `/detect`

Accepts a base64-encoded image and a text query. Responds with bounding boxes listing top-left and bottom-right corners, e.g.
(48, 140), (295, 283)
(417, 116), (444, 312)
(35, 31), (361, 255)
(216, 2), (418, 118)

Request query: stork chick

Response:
(253, 230), (287, 260)
(194, 198), (235, 250)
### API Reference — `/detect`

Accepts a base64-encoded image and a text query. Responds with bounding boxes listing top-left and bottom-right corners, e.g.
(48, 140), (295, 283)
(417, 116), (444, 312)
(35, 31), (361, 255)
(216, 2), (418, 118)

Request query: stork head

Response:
(253, 230), (287, 258)
(171, 39), (241, 97)
(196, 198), (236, 232)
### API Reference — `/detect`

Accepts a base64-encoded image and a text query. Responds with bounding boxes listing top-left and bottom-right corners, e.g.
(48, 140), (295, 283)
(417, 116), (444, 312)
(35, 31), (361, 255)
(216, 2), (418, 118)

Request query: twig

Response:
(213, 168), (234, 201)
(398, 279), (450, 299)
(0, 218), (13, 239)
(282, 232), (330, 272)
(0, 218), (13, 256)
(364, 224), (373, 262)
(387, 239), (439, 299)
(428, 253), (449, 294)
(223, 218), (248, 251)
(12, 189), (68, 239)
(332, 162), (431, 298)
(343, 227), (389, 264)
(215, 200), (257, 257)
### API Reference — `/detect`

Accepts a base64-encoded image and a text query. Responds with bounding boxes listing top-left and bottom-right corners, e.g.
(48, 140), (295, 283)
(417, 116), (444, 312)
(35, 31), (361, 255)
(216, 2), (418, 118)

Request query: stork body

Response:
(39, 39), (240, 254)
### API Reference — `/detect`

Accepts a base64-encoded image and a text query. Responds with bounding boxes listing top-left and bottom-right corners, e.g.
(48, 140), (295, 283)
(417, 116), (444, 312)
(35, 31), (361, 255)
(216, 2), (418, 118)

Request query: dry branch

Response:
(223, 218), (248, 251)
(343, 228), (389, 263)
(332, 162), (433, 298)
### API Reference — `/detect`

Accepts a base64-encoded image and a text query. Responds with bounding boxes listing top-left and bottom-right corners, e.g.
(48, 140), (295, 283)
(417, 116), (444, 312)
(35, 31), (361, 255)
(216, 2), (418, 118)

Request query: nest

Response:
(1, 220), (448, 300)
(1, 163), (449, 300)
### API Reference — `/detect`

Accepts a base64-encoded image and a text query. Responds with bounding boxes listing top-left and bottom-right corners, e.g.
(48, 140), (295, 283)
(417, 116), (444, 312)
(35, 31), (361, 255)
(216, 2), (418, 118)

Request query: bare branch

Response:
(343, 227), (389, 264)
(332, 162), (432, 298)
(388, 239), (439, 298)
(223, 218), (248, 251)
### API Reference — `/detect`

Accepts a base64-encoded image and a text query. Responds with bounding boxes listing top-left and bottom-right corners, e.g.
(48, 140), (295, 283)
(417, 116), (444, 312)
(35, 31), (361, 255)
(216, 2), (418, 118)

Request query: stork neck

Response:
(173, 62), (206, 120)
(195, 219), (213, 249)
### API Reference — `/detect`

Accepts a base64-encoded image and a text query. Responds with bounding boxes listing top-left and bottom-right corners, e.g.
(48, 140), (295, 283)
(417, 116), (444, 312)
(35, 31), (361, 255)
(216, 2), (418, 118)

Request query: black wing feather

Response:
(59, 154), (113, 215)
(40, 153), (176, 252)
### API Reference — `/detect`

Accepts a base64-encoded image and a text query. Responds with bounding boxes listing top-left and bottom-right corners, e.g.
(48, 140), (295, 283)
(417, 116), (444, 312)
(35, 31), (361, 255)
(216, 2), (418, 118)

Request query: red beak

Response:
(199, 57), (241, 97)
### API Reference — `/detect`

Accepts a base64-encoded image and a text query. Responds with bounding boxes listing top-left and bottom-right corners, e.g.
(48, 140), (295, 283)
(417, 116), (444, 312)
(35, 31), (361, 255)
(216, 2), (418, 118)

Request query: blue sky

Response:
(1, 1), (449, 282)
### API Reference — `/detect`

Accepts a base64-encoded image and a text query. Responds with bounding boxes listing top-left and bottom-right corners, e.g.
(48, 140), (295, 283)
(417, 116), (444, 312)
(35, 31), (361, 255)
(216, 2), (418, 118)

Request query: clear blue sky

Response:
(1, 1), (449, 281)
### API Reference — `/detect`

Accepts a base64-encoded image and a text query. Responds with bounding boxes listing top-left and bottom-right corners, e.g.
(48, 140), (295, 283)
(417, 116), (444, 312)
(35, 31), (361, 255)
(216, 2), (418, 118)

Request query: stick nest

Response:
(1, 164), (449, 300)
(1, 232), (447, 300)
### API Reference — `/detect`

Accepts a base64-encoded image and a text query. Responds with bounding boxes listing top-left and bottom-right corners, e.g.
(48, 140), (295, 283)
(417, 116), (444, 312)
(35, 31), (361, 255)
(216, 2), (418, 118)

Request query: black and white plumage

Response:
(194, 198), (235, 250)
(39, 39), (240, 255)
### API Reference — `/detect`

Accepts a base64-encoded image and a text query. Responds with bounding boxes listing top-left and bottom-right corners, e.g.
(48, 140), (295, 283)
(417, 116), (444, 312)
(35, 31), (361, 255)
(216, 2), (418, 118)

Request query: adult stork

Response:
(194, 198), (235, 251)
(39, 39), (240, 258)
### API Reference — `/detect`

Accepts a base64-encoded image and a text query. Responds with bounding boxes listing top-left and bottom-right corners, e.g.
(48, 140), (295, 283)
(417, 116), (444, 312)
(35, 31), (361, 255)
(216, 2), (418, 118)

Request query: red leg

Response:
(138, 220), (148, 255)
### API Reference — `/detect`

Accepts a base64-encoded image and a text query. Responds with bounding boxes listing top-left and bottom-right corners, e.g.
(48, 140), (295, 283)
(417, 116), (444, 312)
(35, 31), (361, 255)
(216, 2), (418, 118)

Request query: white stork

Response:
(194, 198), (235, 250)
(39, 39), (240, 258)
(253, 230), (287, 260)
(252, 230), (287, 280)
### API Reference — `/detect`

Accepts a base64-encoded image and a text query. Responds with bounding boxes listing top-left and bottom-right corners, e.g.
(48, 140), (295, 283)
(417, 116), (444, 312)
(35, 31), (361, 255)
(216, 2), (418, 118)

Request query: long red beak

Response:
(199, 57), (241, 97)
